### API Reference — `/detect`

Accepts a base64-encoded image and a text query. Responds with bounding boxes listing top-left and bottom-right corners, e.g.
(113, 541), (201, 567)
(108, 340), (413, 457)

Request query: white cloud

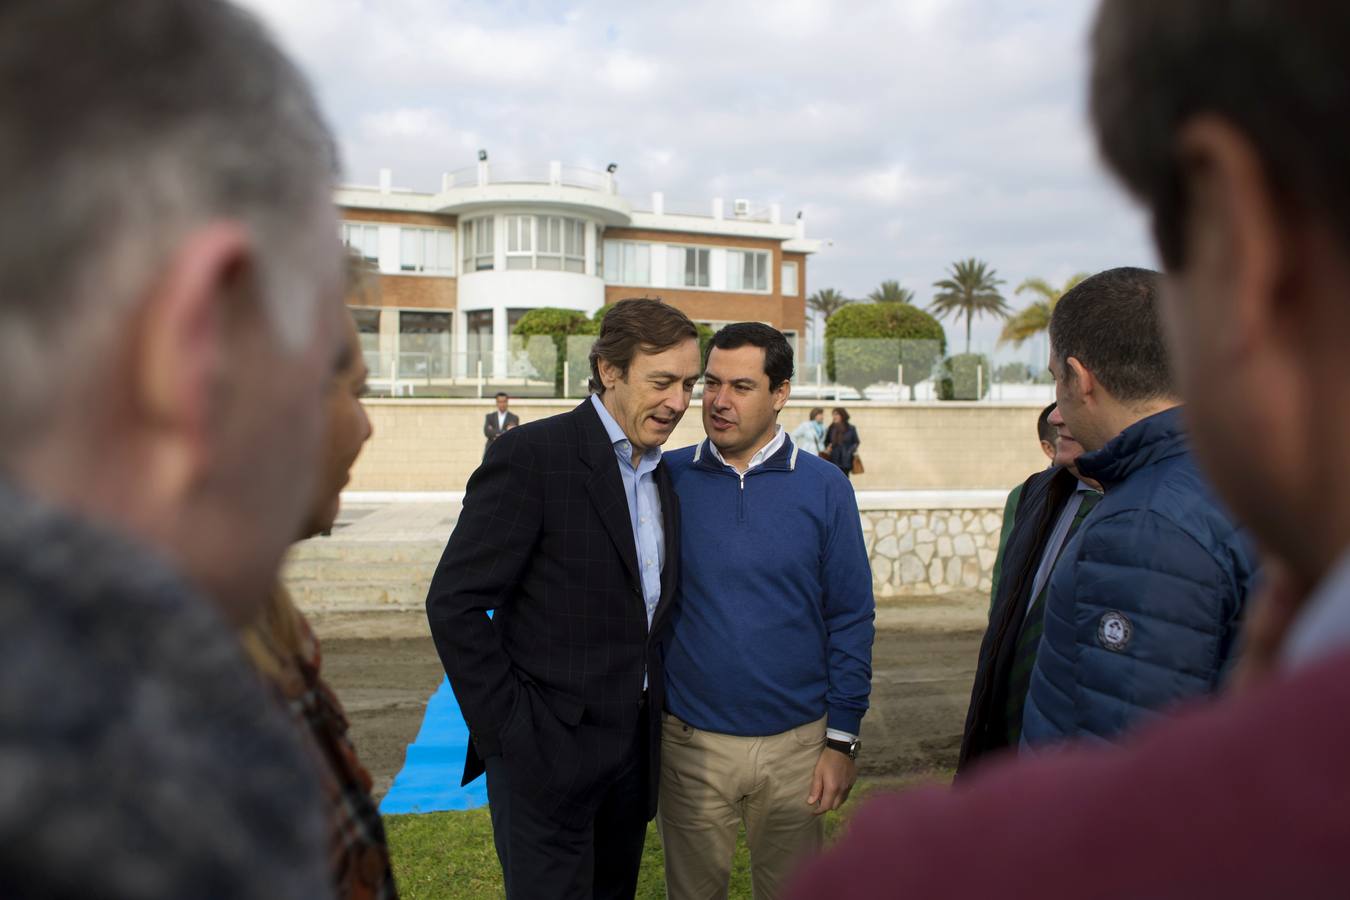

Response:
(235, 0), (1153, 364)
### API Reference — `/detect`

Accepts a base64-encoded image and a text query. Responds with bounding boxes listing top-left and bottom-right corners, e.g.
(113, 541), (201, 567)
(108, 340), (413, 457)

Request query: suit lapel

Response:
(576, 400), (642, 589)
(650, 461), (680, 636)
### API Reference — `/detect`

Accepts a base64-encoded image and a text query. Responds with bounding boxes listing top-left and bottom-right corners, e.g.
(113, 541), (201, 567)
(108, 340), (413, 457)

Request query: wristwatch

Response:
(825, 737), (861, 760)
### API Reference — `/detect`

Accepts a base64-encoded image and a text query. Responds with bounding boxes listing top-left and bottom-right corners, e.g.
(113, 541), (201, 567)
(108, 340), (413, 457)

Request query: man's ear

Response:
(1176, 115), (1283, 359)
(597, 357), (623, 391)
(1066, 357), (1095, 401)
(772, 379), (792, 412)
(133, 223), (253, 475)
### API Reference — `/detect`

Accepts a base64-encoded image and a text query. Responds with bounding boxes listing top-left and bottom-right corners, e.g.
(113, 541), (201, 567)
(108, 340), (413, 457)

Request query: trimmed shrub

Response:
(825, 303), (946, 399)
(937, 352), (992, 400)
(512, 308), (590, 393)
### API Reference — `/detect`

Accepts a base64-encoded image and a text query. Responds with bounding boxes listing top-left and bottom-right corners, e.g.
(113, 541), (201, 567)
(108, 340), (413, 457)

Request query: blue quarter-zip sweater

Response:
(662, 436), (875, 737)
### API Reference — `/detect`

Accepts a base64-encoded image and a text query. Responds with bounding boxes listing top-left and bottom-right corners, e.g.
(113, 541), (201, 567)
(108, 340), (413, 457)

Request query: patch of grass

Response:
(385, 773), (952, 899)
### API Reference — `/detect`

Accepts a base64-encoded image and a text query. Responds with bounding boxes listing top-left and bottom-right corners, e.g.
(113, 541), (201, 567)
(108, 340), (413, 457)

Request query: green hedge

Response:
(825, 303), (946, 399)
(512, 308), (591, 394)
(937, 352), (992, 400)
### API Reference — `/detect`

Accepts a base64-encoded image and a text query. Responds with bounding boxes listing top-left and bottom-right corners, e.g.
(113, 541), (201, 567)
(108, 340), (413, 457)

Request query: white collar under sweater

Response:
(705, 425), (786, 474)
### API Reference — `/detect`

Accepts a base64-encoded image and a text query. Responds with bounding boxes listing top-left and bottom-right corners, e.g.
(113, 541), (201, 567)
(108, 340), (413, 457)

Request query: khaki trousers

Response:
(657, 713), (826, 900)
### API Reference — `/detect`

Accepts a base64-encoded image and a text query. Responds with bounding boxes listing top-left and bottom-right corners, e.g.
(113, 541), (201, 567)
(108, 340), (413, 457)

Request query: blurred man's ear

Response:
(1039, 439), (1056, 460)
(1176, 115), (1283, 363)
(134, 223), (253, 491)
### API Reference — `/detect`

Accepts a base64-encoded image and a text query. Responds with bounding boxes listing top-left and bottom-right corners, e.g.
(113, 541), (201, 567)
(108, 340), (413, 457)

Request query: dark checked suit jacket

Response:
(427, 398), (679, 825)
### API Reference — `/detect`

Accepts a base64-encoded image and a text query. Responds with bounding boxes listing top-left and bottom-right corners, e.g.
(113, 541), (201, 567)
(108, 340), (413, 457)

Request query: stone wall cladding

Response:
(861, 507), (1003, 597)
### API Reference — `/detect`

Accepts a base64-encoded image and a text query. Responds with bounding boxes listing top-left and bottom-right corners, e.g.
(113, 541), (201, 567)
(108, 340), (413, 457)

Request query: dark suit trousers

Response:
(485, 704), (650, 900)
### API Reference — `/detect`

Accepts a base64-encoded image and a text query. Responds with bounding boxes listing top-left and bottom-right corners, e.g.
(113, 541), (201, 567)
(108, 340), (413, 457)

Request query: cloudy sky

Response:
(238, 0), (1155, 364)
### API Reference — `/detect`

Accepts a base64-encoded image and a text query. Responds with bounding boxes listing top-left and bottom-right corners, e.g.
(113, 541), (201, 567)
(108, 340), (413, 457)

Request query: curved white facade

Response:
(456, 267), (607, 375)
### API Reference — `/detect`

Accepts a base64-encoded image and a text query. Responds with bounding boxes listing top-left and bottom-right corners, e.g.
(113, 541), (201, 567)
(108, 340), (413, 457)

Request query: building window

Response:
(604, 240), (651, 285)
(465, 309), (493, 373)
(536, 216), (563, 270)
(727, 249), (770, 292)
(564, 219), (586, 273)
(505, 215), (534, 270)
(782, 260), (799, 296)
(352, 307), (382, 373)
(398, 311), (452, 378)
(341, 223), (379, 265)
(503, 215), (589, 272)
(399, 227), (454, 274)
(669, 246), (711, 288)
(462, 217), (494, 271)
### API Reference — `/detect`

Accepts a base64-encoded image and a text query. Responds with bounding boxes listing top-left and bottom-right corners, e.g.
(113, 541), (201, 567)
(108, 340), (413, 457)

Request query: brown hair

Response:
(588, 297), (698, 395)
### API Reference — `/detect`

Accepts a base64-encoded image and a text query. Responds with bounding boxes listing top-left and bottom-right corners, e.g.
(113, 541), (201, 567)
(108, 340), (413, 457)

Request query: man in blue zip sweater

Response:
(659, 323), (875, 900)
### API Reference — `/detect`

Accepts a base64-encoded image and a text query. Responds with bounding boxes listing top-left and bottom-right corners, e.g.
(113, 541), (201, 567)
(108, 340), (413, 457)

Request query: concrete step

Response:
(283, 540), (442, 613)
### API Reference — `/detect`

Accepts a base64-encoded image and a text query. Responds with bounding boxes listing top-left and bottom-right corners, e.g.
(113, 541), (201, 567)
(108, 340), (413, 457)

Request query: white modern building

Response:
(337, 159), (821, 394)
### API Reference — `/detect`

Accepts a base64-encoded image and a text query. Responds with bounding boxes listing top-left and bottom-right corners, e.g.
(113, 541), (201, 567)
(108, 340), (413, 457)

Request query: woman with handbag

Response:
(825, 407), (862, 479)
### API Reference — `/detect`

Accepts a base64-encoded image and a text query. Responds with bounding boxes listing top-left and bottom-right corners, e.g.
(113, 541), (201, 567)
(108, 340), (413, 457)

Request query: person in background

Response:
(0, 0), (343, 895)
(483, 391), (519, 459)
(959, 404), (1101, 773)
(789, 406), (827, 456)
(788, 4), (1350, 895)
(240, 282), (393, 899)
(987, 403), (1059, 606)
(824, 407), (860, 479)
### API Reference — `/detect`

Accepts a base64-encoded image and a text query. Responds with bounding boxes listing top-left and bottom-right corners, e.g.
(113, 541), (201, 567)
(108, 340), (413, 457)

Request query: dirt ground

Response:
(316, 596), (986, 800)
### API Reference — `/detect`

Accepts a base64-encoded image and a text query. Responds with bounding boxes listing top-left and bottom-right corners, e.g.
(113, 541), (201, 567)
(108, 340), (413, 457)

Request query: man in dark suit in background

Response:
(483, 391), (519, 458)
(427, 298), (702, 899)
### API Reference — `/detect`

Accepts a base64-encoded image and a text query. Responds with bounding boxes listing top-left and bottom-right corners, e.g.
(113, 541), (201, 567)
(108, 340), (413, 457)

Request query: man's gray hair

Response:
(0, 0), (338, 438)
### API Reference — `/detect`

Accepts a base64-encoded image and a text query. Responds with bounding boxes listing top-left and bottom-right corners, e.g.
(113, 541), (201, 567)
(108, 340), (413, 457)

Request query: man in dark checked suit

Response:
(427, 298), (703, 899)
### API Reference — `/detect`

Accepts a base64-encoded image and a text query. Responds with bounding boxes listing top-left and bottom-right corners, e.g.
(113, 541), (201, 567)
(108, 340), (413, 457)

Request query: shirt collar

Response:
(590, 394), (661, 467)
(1281, 549), (1350, 669)
(707, 425), (785, 474)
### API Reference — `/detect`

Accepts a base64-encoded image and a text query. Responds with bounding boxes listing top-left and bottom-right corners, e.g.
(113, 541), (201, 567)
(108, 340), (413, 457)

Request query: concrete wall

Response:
(284, 493), (1008, 613)
(347, 398), (1049, 493)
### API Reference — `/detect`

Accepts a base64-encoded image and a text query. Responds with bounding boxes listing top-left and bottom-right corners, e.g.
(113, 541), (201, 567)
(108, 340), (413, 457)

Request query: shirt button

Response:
(640, 517), (647, 524)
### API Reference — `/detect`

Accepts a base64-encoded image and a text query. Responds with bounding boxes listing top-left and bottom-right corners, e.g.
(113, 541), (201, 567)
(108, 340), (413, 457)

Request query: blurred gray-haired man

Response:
(0, 1), (348, 896)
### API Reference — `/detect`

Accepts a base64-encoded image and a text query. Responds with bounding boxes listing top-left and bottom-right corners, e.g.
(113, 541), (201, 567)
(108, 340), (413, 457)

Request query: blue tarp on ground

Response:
(379, 676), (487, 814)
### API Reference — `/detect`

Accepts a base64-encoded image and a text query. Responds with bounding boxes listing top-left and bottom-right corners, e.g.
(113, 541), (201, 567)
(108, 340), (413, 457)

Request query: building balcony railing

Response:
(439, 161), (618, 195)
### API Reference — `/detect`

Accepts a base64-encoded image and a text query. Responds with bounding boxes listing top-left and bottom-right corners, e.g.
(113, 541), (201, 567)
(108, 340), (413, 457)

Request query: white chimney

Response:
(712, 197), (724, 220)
(549, 160), (562, 185)
(651, 191), (665, 215)
(770, 203), (782, 224)
(378, 168), (392, 194)
(441, 172), (451, 192)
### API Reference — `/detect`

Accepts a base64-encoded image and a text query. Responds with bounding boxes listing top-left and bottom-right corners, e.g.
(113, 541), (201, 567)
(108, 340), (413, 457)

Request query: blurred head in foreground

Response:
(0, 0), (347, 621)
(1091, 0), (1350, 583)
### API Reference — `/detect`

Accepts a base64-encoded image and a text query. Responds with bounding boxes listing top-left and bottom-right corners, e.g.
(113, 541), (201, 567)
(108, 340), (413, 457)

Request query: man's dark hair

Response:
(1090, 1), (1350, 268)
(588, 298), (698, 394)
(1049, 267), (1174, 402)
(1037, 403), (1057, 445)
(495, 392), (509, 400)
(705, 322), (794, 391)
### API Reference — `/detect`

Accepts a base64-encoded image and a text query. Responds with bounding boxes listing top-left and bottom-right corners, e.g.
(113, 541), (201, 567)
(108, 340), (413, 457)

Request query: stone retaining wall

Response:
(863, 507), (1002, 598)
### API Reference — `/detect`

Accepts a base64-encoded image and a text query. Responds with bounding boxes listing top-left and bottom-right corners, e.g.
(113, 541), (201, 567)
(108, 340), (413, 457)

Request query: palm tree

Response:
(998, 272), (1091, 348)
(867, 280), (915, 304)
(807, 287), (853, 322)
(928, 258), (1010, 353)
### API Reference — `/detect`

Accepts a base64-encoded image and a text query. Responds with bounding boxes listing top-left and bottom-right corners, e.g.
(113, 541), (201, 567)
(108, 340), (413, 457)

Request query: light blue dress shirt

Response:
(589, 394), (664, 629)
